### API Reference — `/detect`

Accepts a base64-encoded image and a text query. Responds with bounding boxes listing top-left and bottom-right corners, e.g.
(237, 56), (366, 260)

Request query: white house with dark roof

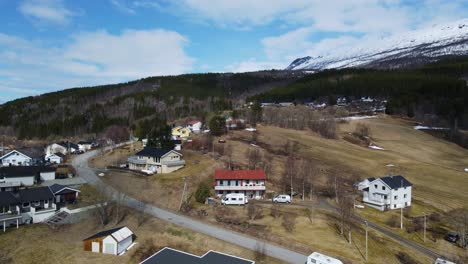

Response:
(0, 150), (34, 167)
(359, 175), (412, 211)
(0, 166), (57, 189)
(127, 147), (185, 174)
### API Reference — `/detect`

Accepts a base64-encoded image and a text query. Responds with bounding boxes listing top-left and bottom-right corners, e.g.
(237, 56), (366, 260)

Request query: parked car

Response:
(273, 194), (291, 203)
(444, 232), (460, 243)
(221, 193), (248, 205)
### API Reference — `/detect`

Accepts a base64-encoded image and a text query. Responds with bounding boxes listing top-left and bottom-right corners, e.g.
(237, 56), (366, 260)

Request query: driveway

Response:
(72, 148), (308, 264)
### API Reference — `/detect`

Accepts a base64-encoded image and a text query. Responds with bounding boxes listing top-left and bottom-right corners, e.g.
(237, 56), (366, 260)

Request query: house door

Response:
(91, 242), (100, 253)
(103, 243), (115, 255)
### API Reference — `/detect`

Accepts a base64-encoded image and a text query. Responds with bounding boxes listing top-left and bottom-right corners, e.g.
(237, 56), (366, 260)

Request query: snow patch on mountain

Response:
(286, 19), (468, 70)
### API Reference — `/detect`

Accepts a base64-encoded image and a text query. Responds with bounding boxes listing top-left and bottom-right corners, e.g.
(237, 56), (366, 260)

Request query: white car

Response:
(273, 194), (291, 203)
(221, 193), (248, 205)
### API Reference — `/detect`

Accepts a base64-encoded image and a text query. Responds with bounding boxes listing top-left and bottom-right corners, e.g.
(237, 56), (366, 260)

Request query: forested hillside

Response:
(0, 71), (298, 139)
(251, 58), (468, 129)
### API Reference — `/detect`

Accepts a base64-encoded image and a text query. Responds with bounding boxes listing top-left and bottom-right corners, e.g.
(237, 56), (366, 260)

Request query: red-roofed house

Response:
(214, 170), (266, 199)
(186, 120), (202, 133)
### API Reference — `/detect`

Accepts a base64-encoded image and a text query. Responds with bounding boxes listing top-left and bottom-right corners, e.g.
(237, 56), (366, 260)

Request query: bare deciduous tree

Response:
(114, 189), (128, 224)
(247, 202), (263, 220)
(448, 208), (468, 248)
(282, 213), (297, 233)
(92, 185), (112, 226)
(136, 200), (148, 227)
(246, 147), (262, 170)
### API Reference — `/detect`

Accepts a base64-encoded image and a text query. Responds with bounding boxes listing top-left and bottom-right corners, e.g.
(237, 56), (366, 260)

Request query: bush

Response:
(395, 251), (419, 264)
(353, 123), (370, 139)
(194, 182), (211, 204)
(247, 202), (264, 220)
(386, 215), (400, 228)
(270, 204), (282, 219)
(131, 239), (161, 262)
(282, 213), (296, 233)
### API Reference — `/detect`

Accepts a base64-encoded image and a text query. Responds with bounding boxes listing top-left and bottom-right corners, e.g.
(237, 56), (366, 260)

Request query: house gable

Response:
(0, 150), (32, 162)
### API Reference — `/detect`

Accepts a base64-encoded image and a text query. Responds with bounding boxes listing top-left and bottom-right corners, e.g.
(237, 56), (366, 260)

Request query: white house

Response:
(214, 170), (266, 200)
(127, 147), (185, 174)
(186, 120), (202, 133)
(359, 175), (412, 211)
(78, 141), (93, 152)
(0, 150), (33, 167)
(45, 142), (79, 156)
(83, 226), (134, 255)
(45, 153), (62, 164)
(0, 166), (57, 187)
(173, 140), (182, 151)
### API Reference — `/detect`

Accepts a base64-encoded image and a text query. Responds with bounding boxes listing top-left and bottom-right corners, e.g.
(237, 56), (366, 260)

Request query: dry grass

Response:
(0, 206), (283, 264)
(246, 116), (468, 211)
(90, 141), (143, 169)
(100, 150), (223, 210)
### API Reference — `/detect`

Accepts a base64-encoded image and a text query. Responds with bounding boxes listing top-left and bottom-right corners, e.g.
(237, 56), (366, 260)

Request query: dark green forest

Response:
(250, 58), (468, 129)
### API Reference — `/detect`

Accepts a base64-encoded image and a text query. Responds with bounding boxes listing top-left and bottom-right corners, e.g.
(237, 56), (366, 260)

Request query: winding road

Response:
(72, 147), (308, 264)
(72, 145), (442, 263)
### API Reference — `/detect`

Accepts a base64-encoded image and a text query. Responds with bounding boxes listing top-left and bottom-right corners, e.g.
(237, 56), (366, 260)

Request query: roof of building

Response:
(0, 166), (56, 178)
(83, 226), (132, 241)
(0, 186), (55, 206)
(49, 184), (80, 195)
(173, 140), (182, 144)
(78, 140), (93, 145)
(367, 177), (376, 182)
(375, 175), (412, 189)
(18, 147), (45, 159)
(135, 147), (181, 158)
(214, 170), (267, 180)
(140, 247), (254, 264)
(187, 120), (201, 125)
(19, 187), (54, 202)
(58, 142), (79, 150)
(0, 150), (31, 160)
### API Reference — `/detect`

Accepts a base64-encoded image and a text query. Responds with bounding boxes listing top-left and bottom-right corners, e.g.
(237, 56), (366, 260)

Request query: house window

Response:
(403, 194), (407, 198)
(22, 202), (30, 208)
(394, 195), (398, 200)
(382, 186), (386, 191)
(220, 180), (224, 186)
(405, 202), (408, 206)
(384, 195), (387, 199)
(32, 201), (40, 206)
(394, 204), (397, 208)
(374, 184), (377, 188)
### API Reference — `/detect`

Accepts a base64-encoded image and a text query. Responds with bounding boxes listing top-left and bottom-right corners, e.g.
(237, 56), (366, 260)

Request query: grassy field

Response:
(245, 116), (468, 211)
(101, 150), (223, 210)
(89, 141), (143, 169)
(0, 207), (282, 264)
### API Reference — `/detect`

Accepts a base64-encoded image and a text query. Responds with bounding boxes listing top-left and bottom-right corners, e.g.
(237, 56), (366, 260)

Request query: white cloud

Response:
(109, 0), (136, 14)
(224, 58), (284, 73)
(18, 0), (74, 24)
(0, 29), (194, 100)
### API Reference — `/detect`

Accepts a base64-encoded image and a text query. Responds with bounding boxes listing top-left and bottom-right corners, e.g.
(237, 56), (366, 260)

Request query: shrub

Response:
(270, 204), (282, 219)
(386, 215), (400, 228)
(395, 251), (419, 264)
(247, 202), (264, 220)
(282, 213), (296, 233)
(194, 182), (211, 204)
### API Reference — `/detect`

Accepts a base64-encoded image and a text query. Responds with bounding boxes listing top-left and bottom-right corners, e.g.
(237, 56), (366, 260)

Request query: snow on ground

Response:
(414, 125), (449, 130)
(245, 128), (257, 132)
(369, 145), (385, 150)
(465, 168), (468, 172)
(338, 115), (376, 121)
(386, 164), (396, 167)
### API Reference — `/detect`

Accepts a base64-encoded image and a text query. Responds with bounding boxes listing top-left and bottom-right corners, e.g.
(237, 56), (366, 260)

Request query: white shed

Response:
(84, 226), (134, 256)
(46, 154), (62, 164)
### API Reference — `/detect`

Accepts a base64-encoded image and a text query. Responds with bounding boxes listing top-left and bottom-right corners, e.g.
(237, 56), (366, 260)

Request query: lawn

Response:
(0, 206), (283, 264)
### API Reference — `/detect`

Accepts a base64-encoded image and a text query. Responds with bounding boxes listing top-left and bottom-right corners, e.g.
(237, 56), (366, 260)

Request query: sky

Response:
(0, 0), (467, 102)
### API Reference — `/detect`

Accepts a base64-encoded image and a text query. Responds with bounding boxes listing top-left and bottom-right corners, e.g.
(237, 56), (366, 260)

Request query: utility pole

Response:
(423, 212), (427, 243)
(290, 172), (293, 203)
(179, 177), (187, 211)
(365, 220), (368, 261)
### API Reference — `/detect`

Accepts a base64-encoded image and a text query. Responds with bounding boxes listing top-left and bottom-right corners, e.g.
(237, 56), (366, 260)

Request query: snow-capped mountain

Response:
(286, 19), (468, 71)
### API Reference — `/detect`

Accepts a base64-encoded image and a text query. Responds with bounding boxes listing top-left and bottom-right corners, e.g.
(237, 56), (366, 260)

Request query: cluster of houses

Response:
(171, 120), (203, 140)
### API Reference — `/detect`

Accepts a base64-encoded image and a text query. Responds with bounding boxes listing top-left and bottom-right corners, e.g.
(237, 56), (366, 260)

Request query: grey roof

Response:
(141, 248), (254, 264)
(83, 226), (125, 241)
(58, 142), (79, 150)
(367, 177), (376, 182)
(135, 148), (175, 158)
(0, 186), (54, 206)
(0, 166), (56, 178)
(19, 187), (54, 202)
(49, 184), (79, 195)
(17, 147), (45, 159)
(0, 192), (19, 207)
(378, 175), (412, 189)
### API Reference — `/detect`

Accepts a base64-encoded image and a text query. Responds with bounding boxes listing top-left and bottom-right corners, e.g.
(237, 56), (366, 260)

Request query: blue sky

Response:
(0, 0), (467, 102)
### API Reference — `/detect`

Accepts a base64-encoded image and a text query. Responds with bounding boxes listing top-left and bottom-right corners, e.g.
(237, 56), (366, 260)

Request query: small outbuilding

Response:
(83, 226), (134, 256)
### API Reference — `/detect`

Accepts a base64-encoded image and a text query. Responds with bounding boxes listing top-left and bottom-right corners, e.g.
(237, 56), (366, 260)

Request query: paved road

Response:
(72, 148), (308, 264)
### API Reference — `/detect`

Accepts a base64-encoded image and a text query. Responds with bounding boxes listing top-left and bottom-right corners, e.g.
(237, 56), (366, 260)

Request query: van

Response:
(307, 252), (343, 264)
(221, 193), (248, 205)
(273, 194), (291, 203)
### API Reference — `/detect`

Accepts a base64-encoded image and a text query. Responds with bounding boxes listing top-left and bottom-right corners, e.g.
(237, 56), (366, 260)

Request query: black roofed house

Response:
(0, 186), (58, 232)
(49, 184), (80, 205)
(78, 141), (93, 152)
(359, 175), (412, 211)
(0, 166), (57, 189)
(127, 147), (185, 174)
(140, 247), (255, 264)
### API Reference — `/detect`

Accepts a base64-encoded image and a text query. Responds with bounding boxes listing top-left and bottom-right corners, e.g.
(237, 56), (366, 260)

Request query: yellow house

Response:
(172, 126), (191, 139)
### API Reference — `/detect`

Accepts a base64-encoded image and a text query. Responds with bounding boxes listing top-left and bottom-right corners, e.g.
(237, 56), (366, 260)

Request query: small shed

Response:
(83, 226), (134, 255)
(49, 184), (80, 204)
